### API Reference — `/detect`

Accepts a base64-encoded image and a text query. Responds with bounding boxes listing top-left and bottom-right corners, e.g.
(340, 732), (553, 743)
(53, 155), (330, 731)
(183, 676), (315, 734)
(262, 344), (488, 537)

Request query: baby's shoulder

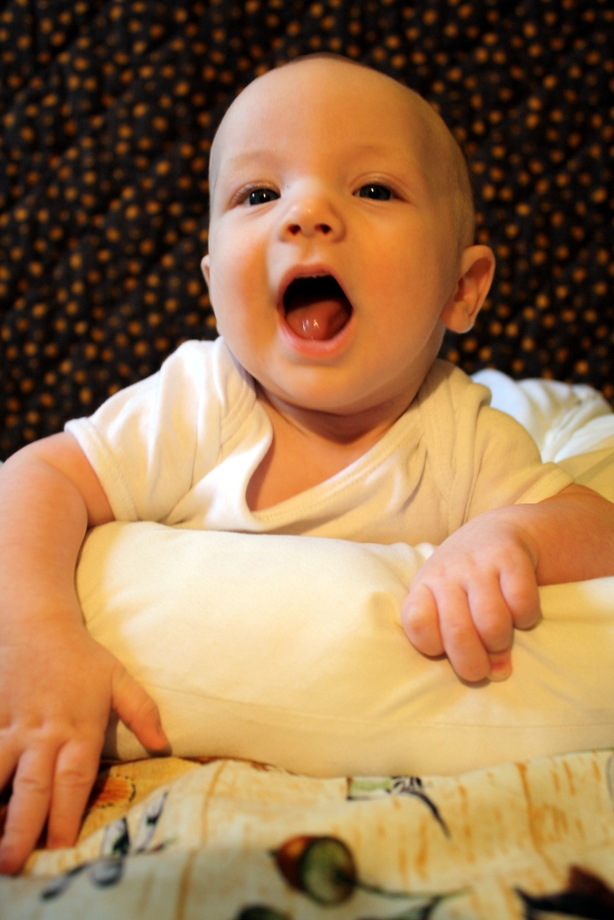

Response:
(419, 359), (491, 414)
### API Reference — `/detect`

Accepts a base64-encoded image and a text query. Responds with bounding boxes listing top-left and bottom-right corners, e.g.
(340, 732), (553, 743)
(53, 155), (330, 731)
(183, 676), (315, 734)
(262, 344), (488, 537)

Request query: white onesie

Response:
(66, 337), (573, 545)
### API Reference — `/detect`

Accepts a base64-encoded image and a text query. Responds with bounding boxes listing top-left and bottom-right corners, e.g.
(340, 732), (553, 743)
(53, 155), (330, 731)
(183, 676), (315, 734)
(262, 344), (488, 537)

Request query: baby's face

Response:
(203, 57), (487, 425)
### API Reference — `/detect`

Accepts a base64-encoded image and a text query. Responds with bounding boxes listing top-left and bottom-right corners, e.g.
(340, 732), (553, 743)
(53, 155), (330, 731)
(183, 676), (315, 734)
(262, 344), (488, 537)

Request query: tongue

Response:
(286, 298), (350, 341)
(284, 277), (351, 341)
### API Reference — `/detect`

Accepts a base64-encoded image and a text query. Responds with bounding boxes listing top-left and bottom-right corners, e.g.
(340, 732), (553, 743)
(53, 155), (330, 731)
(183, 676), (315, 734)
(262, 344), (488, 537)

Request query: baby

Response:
(1, 54), (613, 875)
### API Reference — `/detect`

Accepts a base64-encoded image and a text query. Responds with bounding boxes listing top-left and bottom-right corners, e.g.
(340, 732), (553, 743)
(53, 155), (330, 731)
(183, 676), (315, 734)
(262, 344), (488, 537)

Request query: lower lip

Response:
(278, 310), (355, 358)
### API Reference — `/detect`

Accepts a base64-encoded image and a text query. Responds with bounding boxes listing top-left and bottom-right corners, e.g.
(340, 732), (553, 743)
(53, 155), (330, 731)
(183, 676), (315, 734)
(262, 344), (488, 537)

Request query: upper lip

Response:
(277, 264), (351, 312)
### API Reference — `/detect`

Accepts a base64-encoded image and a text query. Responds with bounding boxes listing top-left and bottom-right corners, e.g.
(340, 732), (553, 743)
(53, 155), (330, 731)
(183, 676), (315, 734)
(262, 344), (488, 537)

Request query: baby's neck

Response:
(246, 388), (411, 511)
(258, 385), (413, 445)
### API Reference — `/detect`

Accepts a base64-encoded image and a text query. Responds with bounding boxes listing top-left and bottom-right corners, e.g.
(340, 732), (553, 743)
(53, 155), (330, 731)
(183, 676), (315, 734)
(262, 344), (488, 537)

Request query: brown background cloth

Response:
(1, 0), (612, 458)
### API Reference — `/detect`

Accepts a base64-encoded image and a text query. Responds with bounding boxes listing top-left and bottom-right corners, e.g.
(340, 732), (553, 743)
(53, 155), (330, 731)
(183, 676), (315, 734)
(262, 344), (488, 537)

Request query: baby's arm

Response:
(0, 433), (168, 874)
(401, 485), (614, 683)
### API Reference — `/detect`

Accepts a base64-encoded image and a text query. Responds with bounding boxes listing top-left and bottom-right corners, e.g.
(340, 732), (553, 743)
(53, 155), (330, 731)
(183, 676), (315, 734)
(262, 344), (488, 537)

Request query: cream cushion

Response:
(78, 524), (614, 775)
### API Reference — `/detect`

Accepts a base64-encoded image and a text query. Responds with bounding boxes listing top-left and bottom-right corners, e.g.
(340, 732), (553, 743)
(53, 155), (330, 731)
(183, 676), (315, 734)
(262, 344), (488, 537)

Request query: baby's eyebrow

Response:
(209, 148), (276, 195)
(215, 149), (278, 177)
(348, 142), (432, 192)
(209, 148), (276, 203)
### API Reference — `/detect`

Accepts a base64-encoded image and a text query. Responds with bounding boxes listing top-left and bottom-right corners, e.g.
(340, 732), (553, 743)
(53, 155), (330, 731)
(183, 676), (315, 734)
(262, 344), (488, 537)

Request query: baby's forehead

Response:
(210, 59), (443, 175)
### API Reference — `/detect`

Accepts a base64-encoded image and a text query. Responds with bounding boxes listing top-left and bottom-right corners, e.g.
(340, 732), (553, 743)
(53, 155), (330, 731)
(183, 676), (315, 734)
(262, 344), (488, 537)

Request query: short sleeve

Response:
(467, 402), (575, 519)
(417, 361), (574, 534)
(65, 339), (254, 522)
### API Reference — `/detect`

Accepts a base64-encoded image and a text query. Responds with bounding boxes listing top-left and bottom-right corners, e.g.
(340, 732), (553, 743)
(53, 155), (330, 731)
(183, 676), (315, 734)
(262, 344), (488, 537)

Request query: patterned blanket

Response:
(3, 749), (614, 919)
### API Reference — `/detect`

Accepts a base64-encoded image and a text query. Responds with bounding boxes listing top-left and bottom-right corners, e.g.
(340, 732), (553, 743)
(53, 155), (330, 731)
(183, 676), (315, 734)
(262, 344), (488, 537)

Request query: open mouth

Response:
(283, 275), (353, 342)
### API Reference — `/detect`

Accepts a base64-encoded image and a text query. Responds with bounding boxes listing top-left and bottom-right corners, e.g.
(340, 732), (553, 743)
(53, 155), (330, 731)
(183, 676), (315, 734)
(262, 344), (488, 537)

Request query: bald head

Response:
(209, 54), (476, 247)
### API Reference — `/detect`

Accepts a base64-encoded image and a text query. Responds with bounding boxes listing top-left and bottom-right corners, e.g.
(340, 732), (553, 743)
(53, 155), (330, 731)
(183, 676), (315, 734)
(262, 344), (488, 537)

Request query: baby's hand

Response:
(401, 512), (542, 683)
(0, 621), (168, 875)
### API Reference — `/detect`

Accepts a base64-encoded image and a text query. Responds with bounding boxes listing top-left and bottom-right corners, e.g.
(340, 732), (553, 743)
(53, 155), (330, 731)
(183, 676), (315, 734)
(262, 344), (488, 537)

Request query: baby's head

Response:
(203, 55), (494, 424)
(208, 54), (476, 249)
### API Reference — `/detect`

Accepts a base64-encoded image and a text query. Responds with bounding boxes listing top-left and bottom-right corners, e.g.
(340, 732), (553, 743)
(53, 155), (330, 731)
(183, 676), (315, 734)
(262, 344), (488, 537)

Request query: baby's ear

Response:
(441, 245), (495, 333)
(201, 253), (211, 288)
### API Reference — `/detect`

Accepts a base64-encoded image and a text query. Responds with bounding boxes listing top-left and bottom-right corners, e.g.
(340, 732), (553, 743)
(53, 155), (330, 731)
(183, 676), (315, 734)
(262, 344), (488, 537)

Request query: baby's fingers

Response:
(499, 561), (541, 631)
(434, 585), (495, 683)
(46, 737), (103, 850)
(402, 580), (494, 683)
(0, 744), (56, 875)
(473, 567), (539, 682)
(401, 582), (445, 658)
(111, 665), (168, 752)
(465, 581), (515, 681)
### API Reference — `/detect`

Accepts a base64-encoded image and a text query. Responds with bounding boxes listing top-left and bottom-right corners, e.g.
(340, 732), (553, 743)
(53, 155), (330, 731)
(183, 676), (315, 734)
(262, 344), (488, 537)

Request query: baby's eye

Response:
(247, 187), (280, 206)
(356, 184), (393, 201)
(357, 184), (392, 201)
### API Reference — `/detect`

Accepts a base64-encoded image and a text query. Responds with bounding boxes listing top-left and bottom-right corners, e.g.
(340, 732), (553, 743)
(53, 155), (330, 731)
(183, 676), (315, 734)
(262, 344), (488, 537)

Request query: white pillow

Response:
(78, 521), (614, 776)
(473, 368), (614, 463)
(474, 369), (614, 500)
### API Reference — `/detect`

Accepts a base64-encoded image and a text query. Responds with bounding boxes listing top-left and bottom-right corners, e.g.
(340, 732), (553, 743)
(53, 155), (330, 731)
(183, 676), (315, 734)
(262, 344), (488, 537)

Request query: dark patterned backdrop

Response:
(1, 0), (612, 458)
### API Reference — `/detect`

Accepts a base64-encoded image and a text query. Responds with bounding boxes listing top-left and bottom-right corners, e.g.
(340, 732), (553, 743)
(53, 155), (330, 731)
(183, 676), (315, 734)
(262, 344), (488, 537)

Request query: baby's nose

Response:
(279, 190), (344, 240)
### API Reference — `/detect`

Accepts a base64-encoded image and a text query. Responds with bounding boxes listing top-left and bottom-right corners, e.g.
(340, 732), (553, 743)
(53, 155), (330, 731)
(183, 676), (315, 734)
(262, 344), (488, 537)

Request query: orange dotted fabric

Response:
(1, 0), (613, 457)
